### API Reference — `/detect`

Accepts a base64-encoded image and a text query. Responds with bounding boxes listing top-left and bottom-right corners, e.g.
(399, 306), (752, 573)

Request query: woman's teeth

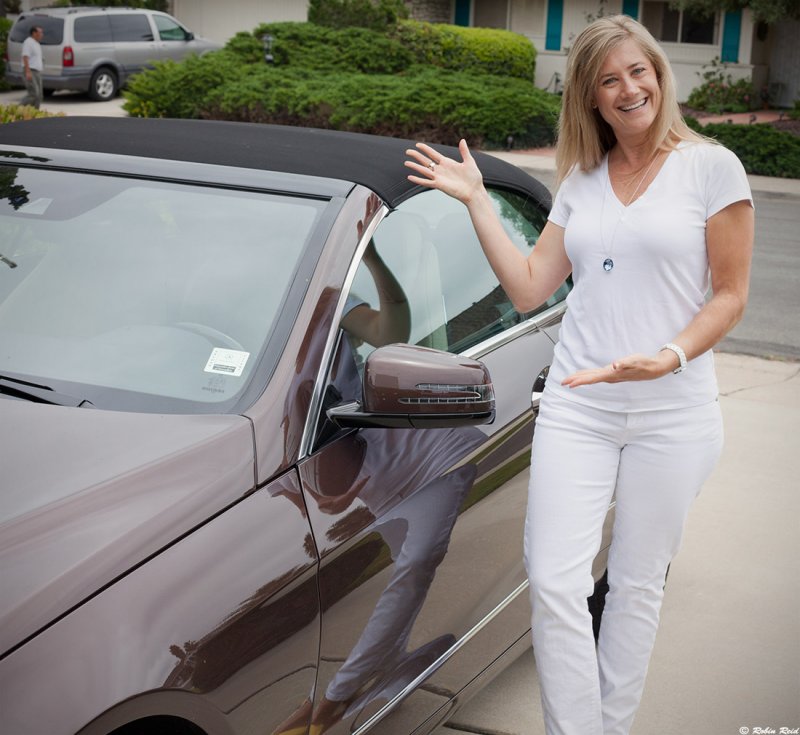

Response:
(621, 99), (647, 112)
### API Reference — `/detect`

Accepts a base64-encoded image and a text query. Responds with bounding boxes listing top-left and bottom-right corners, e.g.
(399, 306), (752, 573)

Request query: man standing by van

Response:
(21, 26), (44, 109)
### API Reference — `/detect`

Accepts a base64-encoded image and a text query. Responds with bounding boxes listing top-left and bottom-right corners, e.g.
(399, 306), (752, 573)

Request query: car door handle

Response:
(531, 366), (550, 410)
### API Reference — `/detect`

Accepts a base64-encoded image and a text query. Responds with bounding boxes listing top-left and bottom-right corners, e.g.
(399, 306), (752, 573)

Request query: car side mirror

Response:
(327, 343), (495, 429)
(185, 31), (194, 41)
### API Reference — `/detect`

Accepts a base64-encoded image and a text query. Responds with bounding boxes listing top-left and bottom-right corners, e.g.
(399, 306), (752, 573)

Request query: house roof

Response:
(0, 117), (550, 209)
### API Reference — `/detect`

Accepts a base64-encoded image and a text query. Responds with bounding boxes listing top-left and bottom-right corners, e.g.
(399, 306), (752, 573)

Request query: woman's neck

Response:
(610, 139), (654, 172)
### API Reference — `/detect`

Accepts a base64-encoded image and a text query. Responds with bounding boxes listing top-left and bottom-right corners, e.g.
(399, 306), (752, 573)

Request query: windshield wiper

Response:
(0, 375), (93, 408)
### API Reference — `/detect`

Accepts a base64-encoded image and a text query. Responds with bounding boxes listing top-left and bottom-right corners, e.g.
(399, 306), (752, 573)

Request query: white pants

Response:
(524, 392), (723, 735)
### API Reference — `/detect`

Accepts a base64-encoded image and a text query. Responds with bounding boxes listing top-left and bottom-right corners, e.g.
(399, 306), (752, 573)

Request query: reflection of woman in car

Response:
(406, 15), (753, 735)
(273, 197), (484, 735)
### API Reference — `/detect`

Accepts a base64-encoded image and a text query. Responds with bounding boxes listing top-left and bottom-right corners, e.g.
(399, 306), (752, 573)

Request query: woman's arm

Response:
(405, 140), (572, 313)
(340, 241), (411, 347)
(561, 199), (754, 387)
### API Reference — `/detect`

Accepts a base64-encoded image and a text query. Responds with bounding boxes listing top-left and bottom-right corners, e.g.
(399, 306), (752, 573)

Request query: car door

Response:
(151, 13), (199, 62)
(295, 185), (570, 735)
(108, 13), (158, 77)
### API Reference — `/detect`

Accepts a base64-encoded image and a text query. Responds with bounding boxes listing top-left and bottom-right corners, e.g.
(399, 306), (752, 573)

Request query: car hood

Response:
(0, 400), (255, 658)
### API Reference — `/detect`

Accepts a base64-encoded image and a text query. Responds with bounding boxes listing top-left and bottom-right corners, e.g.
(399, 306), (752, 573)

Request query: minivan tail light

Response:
(62, 46), (74, 67)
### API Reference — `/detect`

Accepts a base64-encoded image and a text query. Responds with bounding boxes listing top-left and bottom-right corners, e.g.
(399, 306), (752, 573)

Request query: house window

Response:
(641, 1), (718, 44)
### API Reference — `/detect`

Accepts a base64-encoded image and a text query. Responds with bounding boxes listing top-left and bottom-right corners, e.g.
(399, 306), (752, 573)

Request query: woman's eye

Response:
(633, 67), (646, 75)
(602, 78), (616, 86)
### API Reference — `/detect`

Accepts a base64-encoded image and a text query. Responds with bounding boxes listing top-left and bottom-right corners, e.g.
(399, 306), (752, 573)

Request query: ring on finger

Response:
(429, 161), (436, 171)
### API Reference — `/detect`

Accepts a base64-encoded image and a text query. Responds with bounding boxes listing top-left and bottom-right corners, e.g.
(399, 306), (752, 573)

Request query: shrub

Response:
(0, 103), (62, 123)
(307, 0), (408, 31)
(241, 20), (536, 80)
(200, 66), (560, 148)
(391, 20), (536, 81)
(123, 50), (243, 118)
(0, 17), (13, 92)
(790, 99), (800, 121)
(250, 22), (413, 74)
(702, 123), (800, 178)
(686, 57), (754, 114)
(126, 19), (549, 145)
(225, 31), (264, 65)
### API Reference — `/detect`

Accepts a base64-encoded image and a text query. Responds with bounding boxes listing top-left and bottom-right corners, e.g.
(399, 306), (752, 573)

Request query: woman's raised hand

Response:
(405, 139), (484, 205)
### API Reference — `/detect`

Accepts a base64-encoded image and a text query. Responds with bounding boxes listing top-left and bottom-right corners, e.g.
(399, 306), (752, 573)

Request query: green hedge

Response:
(238, 19), (536, 80)
(702, 123), (800, 178)
(391, 20), (536, 80)
(124, 19), (554, 147)
(0, 18), (13, 92)
(246, 22), (414, 74)
(200, 66), (559, 148)
(681, 117), (798, 178)
(123, 51), (243, 118)
(307, 0), (408, 31)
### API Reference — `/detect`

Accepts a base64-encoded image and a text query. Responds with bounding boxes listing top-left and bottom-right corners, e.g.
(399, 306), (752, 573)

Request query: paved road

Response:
(718, 189), (800, 360)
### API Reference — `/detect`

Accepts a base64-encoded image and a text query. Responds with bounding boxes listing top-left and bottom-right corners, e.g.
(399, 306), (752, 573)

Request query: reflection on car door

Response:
(295, 188), (568, 734)
(109, 13), (157, 76)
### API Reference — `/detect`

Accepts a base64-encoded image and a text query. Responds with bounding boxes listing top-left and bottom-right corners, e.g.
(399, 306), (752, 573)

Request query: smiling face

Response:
(594, 38), (661, 145)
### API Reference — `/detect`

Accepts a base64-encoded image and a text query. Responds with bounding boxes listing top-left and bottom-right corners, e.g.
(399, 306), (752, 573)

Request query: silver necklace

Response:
(600, 152), (661, 272)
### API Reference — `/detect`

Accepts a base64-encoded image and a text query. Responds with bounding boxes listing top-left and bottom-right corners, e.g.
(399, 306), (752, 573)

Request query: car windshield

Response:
(0, 165), (327, 413)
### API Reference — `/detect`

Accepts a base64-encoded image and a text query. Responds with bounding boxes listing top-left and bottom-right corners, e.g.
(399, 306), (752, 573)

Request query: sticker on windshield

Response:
(204, 348), (250, 377)
(19, 198), (53, 215)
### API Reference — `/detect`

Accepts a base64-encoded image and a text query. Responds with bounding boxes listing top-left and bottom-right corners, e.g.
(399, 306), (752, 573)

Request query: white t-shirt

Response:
(546, 141), (752, 412)
(22, 36), (43, 72)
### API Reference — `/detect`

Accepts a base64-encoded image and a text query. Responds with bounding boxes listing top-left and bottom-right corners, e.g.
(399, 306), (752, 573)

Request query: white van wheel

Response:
(89, 68), (118, 101)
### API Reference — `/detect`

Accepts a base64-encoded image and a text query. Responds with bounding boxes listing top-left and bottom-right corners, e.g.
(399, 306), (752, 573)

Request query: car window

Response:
(109, 14), (154, 43)
(345, 187), (569, 366)
(9, 16), (64, 45)
(74, 16), (113, 44)
(153, 14), (188, 41)
(0, 165), (328, 412)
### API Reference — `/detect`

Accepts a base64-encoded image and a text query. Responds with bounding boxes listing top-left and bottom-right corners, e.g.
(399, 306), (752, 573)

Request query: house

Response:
(169, 0), (797, 107)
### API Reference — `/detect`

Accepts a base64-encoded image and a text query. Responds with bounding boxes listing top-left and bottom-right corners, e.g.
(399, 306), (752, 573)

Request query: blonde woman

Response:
(405, 15), (753, 735)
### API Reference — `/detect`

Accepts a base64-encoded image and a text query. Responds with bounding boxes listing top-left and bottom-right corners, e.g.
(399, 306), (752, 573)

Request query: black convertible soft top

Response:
(0, 117), (550, 209)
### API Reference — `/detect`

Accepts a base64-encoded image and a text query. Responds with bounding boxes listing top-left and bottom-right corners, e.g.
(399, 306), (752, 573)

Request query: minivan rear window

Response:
(74, 15), (113, 44)
(9, 16), (64, 45)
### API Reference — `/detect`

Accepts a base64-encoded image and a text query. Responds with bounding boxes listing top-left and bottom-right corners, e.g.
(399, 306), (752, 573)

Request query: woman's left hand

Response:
(562, 351), (678, 388)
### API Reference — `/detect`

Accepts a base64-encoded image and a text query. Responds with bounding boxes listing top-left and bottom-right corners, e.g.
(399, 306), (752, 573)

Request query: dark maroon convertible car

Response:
(0, 118), (610, 735)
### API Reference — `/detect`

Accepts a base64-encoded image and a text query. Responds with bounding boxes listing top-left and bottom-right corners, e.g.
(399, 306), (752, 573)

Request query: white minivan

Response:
(5, 7), (221, 101)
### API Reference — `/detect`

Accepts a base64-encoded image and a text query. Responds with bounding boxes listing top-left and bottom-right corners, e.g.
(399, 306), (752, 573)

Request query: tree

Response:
(1, 0), (22, 16)
(670, 0), (799, 24)
(308, 0), (409, 30)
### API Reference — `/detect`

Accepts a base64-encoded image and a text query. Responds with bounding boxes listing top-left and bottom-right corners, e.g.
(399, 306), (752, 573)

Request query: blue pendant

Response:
(603, 258), (614, 272)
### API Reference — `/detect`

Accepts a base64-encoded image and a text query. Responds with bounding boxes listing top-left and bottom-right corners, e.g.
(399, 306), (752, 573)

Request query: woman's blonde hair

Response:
(555, 14), (705, 184)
